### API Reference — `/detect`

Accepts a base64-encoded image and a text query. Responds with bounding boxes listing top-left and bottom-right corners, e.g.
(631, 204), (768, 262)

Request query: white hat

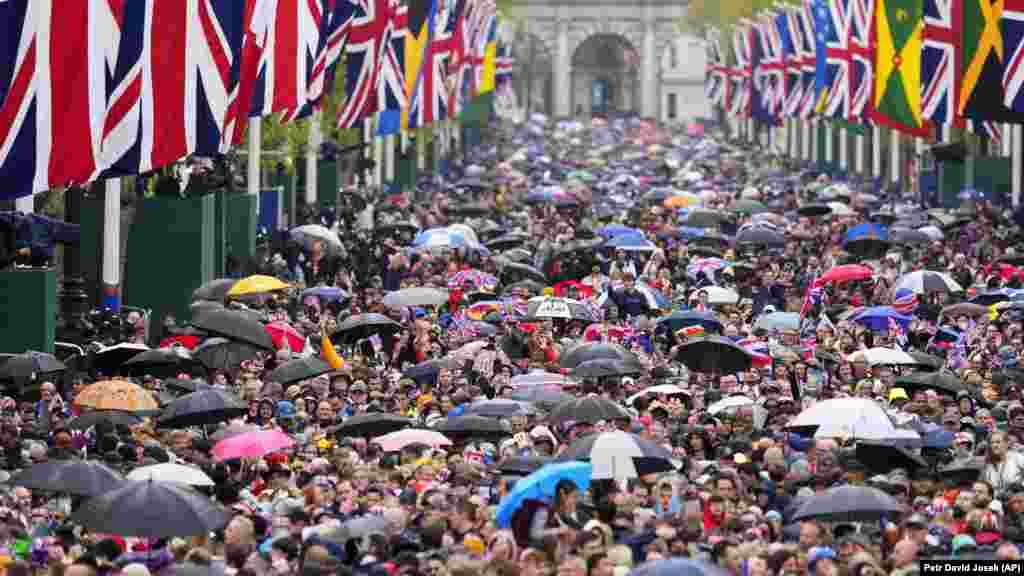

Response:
(121, 564), (152, 576)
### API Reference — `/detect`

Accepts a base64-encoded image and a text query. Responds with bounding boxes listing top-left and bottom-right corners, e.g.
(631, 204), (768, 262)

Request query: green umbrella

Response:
(731, 199), (769, 215)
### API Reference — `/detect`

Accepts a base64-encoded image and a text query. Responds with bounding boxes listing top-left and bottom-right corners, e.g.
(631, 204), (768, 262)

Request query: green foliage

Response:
(686, 0), (777, 63)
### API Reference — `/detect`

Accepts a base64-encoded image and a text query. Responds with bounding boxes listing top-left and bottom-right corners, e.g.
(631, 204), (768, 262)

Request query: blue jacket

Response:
(606, 287), (651, 320)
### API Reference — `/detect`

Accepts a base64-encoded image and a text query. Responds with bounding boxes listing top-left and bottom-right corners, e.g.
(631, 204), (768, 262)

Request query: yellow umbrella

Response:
(75, 380), (158, 412)
(226, 275), (290, 297)
(664, 193), (702, 210)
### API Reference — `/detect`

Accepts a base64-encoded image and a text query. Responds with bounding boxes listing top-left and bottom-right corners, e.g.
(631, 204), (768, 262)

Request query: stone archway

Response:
(513, 31), (555, 116)
(571, 33), (640, 115)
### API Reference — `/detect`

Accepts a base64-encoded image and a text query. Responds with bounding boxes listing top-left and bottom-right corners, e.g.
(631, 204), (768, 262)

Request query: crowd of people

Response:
(1, 114), (1023, 576)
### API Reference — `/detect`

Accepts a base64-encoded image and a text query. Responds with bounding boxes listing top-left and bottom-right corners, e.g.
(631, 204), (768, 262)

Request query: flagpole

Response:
(825, 121), (833, 168)
(306, 111), (320, 207)
(374, 133), (384, 189)
(102, 178), (121, 312)
(855, 130), (865, 175)
(385, 134), (396, 185)
(890, 128), (900, 186)
(1013, 124), (1022, 208)
(802, 119), (811, 161)
(838, 124), (848, 173)
(872, 124), (882, 181)
(248, 118), (261, 196)
(1004, 123), (1013, 158)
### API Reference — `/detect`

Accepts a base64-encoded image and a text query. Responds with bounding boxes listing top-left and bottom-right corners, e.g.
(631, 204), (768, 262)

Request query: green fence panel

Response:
(318, 161), (337, 207)
(0, 269), (57, 354)
(975, 157), (1011, 205)
(124, 196), (216, 344)
(225, 194), (258, 264)
(274, 169), (295, 228)
(938, 161), (967, 208)
(78, 197), (103, 307)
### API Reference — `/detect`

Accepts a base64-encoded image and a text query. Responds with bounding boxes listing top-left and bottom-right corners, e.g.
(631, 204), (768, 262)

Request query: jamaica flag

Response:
(959, 0), (1024, 122)
(403, 0), (439, 129)
(873, 0), (925, 134)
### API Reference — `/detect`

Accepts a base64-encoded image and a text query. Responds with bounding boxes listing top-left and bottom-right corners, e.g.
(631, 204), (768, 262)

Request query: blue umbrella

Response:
(657, 310), (723, 333)
(628, 559), (731, 576)
(851, 306), (913, 332)
(302, 286), (349, 303)
(678, 226), (706, 240)
(843, 223), (890, 257)
(495, 462), (592, 528)
(606, 235), (657, 252)
(597, 225), (644, 238)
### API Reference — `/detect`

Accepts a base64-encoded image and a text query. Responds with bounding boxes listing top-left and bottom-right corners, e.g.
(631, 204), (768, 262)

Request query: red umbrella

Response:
(265, 322), (305, 352)
(818, 264), (875, 286)
(159, 335), (201, 350)
(984, 262), (1019, 282)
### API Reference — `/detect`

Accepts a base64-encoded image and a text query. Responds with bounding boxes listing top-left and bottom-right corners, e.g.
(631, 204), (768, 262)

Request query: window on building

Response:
(667, 92), (677, 119)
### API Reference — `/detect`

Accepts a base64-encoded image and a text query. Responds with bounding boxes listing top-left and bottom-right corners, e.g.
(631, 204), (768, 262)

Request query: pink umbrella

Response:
(266, 322), (305, 352)
(372, 429), (452, 452)
(212, 429), (295, 461)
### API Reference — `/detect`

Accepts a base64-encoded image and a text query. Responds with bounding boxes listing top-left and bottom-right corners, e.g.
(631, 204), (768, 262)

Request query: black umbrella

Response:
(91, 343), (152, 375)
(503, 280), (546, 296)
(434, 415), (512, 439)
(191, 278), (237, 302)
(549, 396), (631, 424)
(10, 460), (124, 497)
(854, 440), (928, 475)
(70, 480), (231, 537)
(571, 359), (641, 379)
(157, 388), (248, 428)
(403, 358), (454, 381)
(333, 413), (413, 438)
(675, 337), (754, 374)
(845, 237), (891, 259)
(497, 456), (551, 476)
(67, 410), (144, 431)
(446, 203), (491, 217)
(267, 357), (333, 385)
(797, 204), (832, 217)
(0, 351), (66, 380)
(374, 222), (419, 237)
(486, 233), (529, 251)
(736, 227), (785, 247)
(889, 228), (932, 245)
(559, 342), (641, 370)
(939, 458), (984, 485)
(332, 313), (401, 343)
(162, 378), (211, 394)
(192, 337), (262, 372)
(906, 352), (944, 371)
(191, 308), (275, 351)
(500, 262), (547, 284)
(509, 388), (574, 410)
(557, 431), (675, 477)
(792, 485), (903, 522)
(895, 370), (966, 397)
(123, 348), (201, 378)
(463, 399), (540, 418)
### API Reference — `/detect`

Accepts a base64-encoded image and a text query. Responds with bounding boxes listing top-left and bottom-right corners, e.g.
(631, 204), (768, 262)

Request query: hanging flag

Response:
(816, 0), (852, 118)
(376, 0), (408, 135)
(308, 0), (357, 106)
(779, 8), (802, 117)
(799, 0), (820, 117)
(706, 27), (728, 109)
(960, 0), (1024, 121)
(249, 0), (324, 121)
(403, 0), (438, 129)
(337, 0), (391, 128)
(1005, 0), (1024, 112)
(849, 0), (875, 121)
(477, 5), (498, 95)
(101, 0), (247, 177)
(0, 0), (123, 198)
(873, 0), (926, 133)
(750, 17), (771, 121)
(731, 22), (753, 117)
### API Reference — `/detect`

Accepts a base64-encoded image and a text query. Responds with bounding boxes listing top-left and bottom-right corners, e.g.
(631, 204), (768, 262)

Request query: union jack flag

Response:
(410, 0), (459, 126)
(798, 0), (819, 118)
(848, 0), (874, 120)
(779, 7), (803, 117)
(308, 0), (357, 105)
(705, 27), (728, 108)
(377, 0), (408, 119)
(337, 0), (390, 128)
(815, 0), (852, 119)
(892, 291), (919, 315)
(249, 0), (326, 122)
(1005, 0), (1024, 112)
(0, 0), (121, 198)
(730, 23), (753, 118)
(102, 0), (246, 177)
(754, 12), (785, 120)
(888, 316), (908, 349)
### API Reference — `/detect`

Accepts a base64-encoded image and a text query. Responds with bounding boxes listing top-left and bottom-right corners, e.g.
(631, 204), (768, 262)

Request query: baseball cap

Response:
(904, 513), (928, 528)
(807, 547), (837, 575)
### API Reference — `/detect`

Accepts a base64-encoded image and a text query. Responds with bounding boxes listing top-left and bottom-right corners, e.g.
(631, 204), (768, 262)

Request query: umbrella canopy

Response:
(526, 297), (595, 321)
(851, 306), (913, 332)
(855, 440), (929, 475)
(895, 370), (967, 397)
(754, 312), (801, 333)
(301, 285), (349, 304)
(447, 270), (499, 291)
(382, 287), (449, 309)
(191, 308), (275, 351)
(122, 348), (199, 377)
(896, 270), (964, 294)
(628, 559), (731, 576)
(267, 357), (333, 385)
(290, 224), (343, 254)
(559, 343), (641, 369)
(191, 278), (236, 302)
(605, 234), (657, 252)
(626, 384), (690, 406)
(91, 343), (151, 375)
(226, 275), (290, 297)
(433, 415), (513, 439)
(789, 398), (910, 442)
(373, 429), (452, 452)
(75, 379), (159, 412)
(126, 463), (215, 486)
(549, 396), (631, 424)
(495, 462), (592, 528)
(210, 422), (260, 442)
(509, 387), (574, 410)
(333, 413), (412, 438)
(499, 261), (547, 284)
(658, 310), (723, 334)
(265, 321), (306, 352)
(212, 429), (295, 461)
(162, 378), (210, 395)
(941, 303), (988, 318)
(849, 347), (918, 366)
(792, 485), (904, 522)
(558, 431), (675, 479)
(10, 460), (124, 497)
(66, 410), (143, 430)
(571, 358), (641, 379)
(675, 337), (754, 374)
(191, 337), (261, 371)
(332, 313), (401, 343)
(0, 351), (65, 380)
(485, 233), (530, 251)
(700, 286), (740, 305)
(497, 455), (552, 476)
(736, 227), (785, 246)
(818, 264), (875, 285)
(463, 399), (541, 418)
(70, 480), (231, 537)
(157, 388), (248, 428)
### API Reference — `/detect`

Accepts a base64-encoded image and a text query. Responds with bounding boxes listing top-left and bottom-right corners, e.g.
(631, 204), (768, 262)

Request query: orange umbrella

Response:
(663, 193), (702, 209)
(74, 380), (158, 412)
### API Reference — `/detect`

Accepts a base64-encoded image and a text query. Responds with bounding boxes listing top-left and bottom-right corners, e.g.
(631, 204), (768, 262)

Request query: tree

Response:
(685, 0), (776, 62)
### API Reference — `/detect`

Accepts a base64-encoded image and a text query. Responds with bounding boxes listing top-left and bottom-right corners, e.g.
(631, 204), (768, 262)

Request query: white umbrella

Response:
(707, 395), (755, 415)
(700, 286), (740, 305)
(789, 398), (918, 443)
(849, 347), (918, 366)
(895, 270), (963, 294)
(290, 225), (343, 253)
(918, 225), (944, 241)
(126, 463), (214, 486)
(827, 202), (856, 217)
(625, 384), (690, 406)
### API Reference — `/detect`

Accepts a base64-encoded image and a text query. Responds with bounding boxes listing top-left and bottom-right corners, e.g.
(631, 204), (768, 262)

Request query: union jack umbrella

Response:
(447, 269), (499, 291)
